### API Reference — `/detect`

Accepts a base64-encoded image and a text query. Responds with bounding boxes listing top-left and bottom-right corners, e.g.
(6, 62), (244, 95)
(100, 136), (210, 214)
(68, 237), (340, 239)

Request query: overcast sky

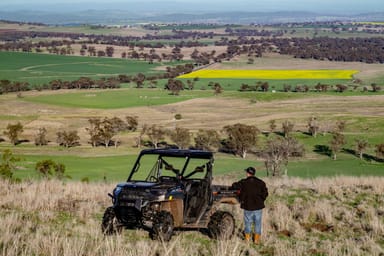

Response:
(1, 0), (383, 13)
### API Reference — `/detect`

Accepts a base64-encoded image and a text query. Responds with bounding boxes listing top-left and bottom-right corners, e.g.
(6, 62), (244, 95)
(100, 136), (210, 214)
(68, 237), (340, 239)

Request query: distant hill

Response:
(0, 9), (383, 25)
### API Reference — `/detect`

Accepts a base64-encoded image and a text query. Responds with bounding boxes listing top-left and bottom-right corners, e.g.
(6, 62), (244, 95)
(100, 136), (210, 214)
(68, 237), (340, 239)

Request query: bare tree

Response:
(307, 116), (319, 138)
(263, 136), (304, 177)
(282, 120), (294, 138)
(223, 123), (259, 158)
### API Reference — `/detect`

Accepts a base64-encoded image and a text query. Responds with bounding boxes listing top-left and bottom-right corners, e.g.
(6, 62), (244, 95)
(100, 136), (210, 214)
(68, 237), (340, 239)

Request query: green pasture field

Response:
(22, 88), (384, 109)
(9, 149), (384, 182)
(0, 51), (164, 85)
(23, 88), (213, 109)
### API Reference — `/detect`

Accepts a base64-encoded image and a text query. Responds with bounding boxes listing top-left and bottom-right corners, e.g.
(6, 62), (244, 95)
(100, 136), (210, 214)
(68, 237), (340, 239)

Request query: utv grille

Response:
(116, 206), (142, 228)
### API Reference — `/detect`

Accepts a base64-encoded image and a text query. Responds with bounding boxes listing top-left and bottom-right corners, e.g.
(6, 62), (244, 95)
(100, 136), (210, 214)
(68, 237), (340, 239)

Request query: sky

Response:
(0, 0), (383, 14)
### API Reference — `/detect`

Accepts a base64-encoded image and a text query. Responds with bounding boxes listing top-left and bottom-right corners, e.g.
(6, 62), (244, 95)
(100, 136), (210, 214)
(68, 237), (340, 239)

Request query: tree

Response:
(105, 46), (114, 57)
(375, 143), (384, 159)
(0, 149), (20, 180)
(329, 132), (346, 160)
(86, 118), (102, 147)
(35, 159), (69, 180)
(282, 120), (294, 138)
(194, 129), (220, 151)
(355, 138), (369, 160)
(213, 83), (223, 95)
(126, 116), (139, 131)
(307, 116), (319, 138)
(56, 130), (80, 148)
(269, 120), (277, 134)
(335, 120), (346, 133)
(146, 124), (166, 149)
(169, 127), (191, 149)
(223, 123), (259, 158)
(263, 136), (304, 177)
(3, 122), (24, 145)
(35, 127), (48, 146)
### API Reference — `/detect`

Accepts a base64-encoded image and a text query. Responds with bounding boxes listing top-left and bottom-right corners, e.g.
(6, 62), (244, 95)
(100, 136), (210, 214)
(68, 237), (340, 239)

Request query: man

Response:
(231, 166), (268, 244)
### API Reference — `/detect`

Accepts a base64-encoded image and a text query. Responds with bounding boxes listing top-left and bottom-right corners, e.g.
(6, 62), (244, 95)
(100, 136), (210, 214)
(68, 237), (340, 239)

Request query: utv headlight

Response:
(114, 186), (122, 197)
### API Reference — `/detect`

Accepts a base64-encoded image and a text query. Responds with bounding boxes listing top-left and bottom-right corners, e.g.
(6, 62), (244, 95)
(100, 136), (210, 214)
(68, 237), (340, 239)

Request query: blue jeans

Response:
(244, 209), (263, 234)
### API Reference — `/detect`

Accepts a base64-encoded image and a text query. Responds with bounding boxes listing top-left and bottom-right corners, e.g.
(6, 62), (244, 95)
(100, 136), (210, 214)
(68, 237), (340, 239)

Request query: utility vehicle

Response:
(101, 149), (238, 241)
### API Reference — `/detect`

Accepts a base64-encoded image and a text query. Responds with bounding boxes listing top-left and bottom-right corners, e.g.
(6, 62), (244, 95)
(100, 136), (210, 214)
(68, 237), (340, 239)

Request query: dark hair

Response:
(245, 167), (256, 175)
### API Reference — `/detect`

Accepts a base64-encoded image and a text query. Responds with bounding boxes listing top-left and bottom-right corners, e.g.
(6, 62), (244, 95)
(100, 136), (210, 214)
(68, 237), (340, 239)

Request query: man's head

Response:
(245, 166), (256, 176)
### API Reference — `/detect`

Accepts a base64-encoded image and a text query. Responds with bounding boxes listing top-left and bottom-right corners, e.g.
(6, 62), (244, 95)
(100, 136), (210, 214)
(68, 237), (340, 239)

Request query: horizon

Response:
(1, 0), (384, 14)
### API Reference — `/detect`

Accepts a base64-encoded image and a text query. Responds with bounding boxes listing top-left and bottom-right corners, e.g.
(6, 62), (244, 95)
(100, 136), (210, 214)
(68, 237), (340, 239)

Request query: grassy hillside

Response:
(0, 52), (164, 85)
(1, 177), (383, 256)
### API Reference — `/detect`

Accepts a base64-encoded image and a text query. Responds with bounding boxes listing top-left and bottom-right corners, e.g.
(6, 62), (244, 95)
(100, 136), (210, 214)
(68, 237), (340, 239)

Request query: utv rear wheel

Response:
(151, 211), (174, 241)
(208, 211), (235, 239)
(101, 207), (123, 235)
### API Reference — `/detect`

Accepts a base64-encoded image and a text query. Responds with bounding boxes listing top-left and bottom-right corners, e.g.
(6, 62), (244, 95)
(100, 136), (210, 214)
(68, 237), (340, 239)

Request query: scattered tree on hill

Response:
(35, 127), (48, 146)
(126, 116), (139, 131)
(263, 136), (305, 177)
(135, 124), (148, 148)
(87, 118), (102, 147)
(307, 116), (320, 138)
(105, 46), (114, 57)
(35, 159), (69, 180)
(146, 124), (166, 149)
(355, 138), (369, 160)
(282, 120), (294, 138)
(56, 130), (80, 148)
(329, 132), (346, 160)
(169, 127), (191, 149)
(375, 143), (384, 160)
(3, 122), (24, 145)
(335, 120), (346, 133)
(213, 82), (223, 95)
(269, 120), (277, 135)
(371, 83), (381, 92)
(0, 149), (20, 180)
(194, 129), (220, 151)
(166, 79), (184, 95)
(223, 123), (259, 158)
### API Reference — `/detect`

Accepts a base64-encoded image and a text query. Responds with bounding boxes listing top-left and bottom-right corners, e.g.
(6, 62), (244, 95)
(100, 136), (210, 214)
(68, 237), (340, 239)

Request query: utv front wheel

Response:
(101, 207), (123, 235)
(151, 211), (174, 241)
(208, 211), (235, 239)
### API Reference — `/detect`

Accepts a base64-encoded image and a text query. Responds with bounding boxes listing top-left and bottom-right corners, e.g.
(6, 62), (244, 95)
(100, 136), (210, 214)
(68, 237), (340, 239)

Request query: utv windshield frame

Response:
(127, 149), (214, 182)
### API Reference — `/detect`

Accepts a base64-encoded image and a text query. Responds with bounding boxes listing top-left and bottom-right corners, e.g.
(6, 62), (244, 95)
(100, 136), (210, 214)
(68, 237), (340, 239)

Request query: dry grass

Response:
(1, 177), (383, 256)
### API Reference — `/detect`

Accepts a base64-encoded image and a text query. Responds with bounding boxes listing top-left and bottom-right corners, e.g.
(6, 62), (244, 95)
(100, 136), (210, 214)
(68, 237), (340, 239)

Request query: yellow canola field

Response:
(178, 69), (359, 80)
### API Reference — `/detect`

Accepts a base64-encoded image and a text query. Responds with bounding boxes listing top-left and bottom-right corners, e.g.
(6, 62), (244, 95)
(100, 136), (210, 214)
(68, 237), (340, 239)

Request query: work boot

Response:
(244, 233), (251, 242)
(254, 234), (261, 244)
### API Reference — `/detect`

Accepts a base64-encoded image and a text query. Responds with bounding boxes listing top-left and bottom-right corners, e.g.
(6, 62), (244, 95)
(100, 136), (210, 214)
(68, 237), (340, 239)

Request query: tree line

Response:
(2, 117), (384, 179)
(0, 63), (195, 94)
(2, 22), (384, 64)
